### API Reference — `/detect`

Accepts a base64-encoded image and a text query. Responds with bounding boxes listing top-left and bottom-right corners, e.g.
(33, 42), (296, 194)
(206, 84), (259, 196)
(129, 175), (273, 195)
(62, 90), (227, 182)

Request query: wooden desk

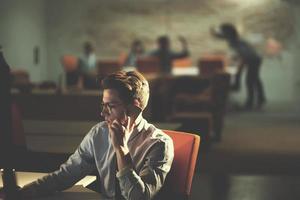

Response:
(0, 172), (96, 188)
(35, 185), (105, 200)
(0, 172), (103, 199)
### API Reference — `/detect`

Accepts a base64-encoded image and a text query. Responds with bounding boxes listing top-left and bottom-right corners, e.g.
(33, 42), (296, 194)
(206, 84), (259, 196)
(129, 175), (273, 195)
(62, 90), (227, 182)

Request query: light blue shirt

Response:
(24, 118), (174, 199)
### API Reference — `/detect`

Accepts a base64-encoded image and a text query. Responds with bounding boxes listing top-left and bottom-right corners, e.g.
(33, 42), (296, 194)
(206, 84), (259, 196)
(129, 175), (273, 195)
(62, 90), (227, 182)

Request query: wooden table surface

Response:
(0, 172), (96, 188)
(0, 172), (103, 200)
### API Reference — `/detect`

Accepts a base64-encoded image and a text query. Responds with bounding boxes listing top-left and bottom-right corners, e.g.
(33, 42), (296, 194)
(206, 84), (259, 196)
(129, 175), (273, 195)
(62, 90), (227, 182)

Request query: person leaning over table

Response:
(211, 23), (266, 109)
(19, 70), (174, 199)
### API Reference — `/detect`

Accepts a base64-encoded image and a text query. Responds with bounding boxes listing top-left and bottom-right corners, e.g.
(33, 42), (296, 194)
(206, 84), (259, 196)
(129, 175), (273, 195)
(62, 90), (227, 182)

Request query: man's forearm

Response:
(115, 148), (133, 171)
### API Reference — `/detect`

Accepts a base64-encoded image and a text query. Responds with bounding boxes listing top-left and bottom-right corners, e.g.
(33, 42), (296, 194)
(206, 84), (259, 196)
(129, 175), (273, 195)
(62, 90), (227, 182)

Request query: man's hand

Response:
(178, 36), (187, 48)
(109, 117), (132, 154)
(109, 117), (134, 171)
(210, 26), (217, 36)
(210, 26), (224, 39)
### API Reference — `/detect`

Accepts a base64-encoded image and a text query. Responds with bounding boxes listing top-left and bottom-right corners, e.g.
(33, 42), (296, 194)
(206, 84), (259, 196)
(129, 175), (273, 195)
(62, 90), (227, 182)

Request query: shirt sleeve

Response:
(116, 139), (174, 200)
(170, 49), (189, 60)
(147, 50), (159, 57)
(22, 127), (98, 197)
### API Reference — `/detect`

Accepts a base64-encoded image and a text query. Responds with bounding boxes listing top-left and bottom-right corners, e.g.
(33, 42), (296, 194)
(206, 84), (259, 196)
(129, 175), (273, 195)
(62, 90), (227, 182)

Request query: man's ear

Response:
(126, 99), (142, 116)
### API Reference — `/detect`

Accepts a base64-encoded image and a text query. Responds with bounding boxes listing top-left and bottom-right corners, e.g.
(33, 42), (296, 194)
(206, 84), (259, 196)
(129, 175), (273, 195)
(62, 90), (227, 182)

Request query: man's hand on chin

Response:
(109, 119), (129, 154)
(109, 119), (134, 170)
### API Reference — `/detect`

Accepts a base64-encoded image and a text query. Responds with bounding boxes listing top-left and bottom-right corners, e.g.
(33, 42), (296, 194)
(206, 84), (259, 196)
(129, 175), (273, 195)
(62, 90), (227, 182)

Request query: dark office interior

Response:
(1, 0), (300, 199)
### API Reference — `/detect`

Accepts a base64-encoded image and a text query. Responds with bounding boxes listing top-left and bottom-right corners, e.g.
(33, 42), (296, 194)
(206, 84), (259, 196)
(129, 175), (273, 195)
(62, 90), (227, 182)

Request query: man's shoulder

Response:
(154, 129), (173, 144)
(88, 121), (109, 137)
(143, 124), (174, 158)
(145, 123), (173, 145)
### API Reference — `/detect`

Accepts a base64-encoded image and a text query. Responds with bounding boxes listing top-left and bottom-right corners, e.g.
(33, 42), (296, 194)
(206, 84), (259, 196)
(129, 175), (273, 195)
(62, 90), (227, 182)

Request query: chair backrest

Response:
(136, 57), (161, 74)
(10, 69), (30, 85)
(97, 59), (122, 78)
(198, 54), (226, 77)
(161, 130), (200, 199)
(61, 55), (79, 72)
(173, 58), (193, 68)
(118, 52), (128, 66)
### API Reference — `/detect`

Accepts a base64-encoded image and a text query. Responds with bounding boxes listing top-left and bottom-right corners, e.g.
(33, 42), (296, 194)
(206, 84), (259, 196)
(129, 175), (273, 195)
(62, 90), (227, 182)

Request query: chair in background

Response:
(156, 130), (200, 200)
(162, 76), (213, 142)
(118, 52), (128, 67)
(97, 59), (122, 80)
(136, 57), (161, 75)
(198, 54), (227, 77)
(173, 57), (193, 68)
(61, 55), (80, 87)
(10, 69), (34, 93)
(169, 73), (230, 142)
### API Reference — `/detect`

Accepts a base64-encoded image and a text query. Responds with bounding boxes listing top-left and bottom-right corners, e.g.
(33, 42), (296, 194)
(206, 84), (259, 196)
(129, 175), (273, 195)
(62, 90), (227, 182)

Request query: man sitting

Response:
(19, 70), (174, 199)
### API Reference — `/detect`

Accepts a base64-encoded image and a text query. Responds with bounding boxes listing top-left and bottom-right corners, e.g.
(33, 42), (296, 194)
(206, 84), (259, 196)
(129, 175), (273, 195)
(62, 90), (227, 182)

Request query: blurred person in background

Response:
(78, 41), (98, 88)
(150, 35), (189, 75)
(124, 39), (145, 67)
(211, 23), (266, 109)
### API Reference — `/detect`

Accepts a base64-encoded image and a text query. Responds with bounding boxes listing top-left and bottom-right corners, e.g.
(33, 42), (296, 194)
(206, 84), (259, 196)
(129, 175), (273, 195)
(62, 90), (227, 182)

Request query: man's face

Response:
(101, 89), (127, 125)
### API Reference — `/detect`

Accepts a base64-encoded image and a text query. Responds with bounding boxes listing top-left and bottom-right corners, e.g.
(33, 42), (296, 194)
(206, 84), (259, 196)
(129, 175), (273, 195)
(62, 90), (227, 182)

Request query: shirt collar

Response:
(128, 114), (146, 143)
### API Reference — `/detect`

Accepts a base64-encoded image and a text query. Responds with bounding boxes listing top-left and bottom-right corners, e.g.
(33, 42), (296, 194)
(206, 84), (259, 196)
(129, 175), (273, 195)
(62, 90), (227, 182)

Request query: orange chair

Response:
(136, 57), (161, 74)
(157, 130), (200, 200)
(198, 54), (226, 77)
(173, 58), (193, 68)
(61, 55), (79, 72)
(97, 59), (122, 79)
(118, 52), (128, 66)
(61, 55), (80, 86)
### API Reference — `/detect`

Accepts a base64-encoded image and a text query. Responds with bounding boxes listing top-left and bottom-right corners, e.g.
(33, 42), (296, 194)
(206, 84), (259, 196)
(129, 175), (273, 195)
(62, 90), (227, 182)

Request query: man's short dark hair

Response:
(220, 23), (238, 40)
(83, 41), (93, 53)
(101, 71), (150, 110)
(157, 35), (170, 49)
